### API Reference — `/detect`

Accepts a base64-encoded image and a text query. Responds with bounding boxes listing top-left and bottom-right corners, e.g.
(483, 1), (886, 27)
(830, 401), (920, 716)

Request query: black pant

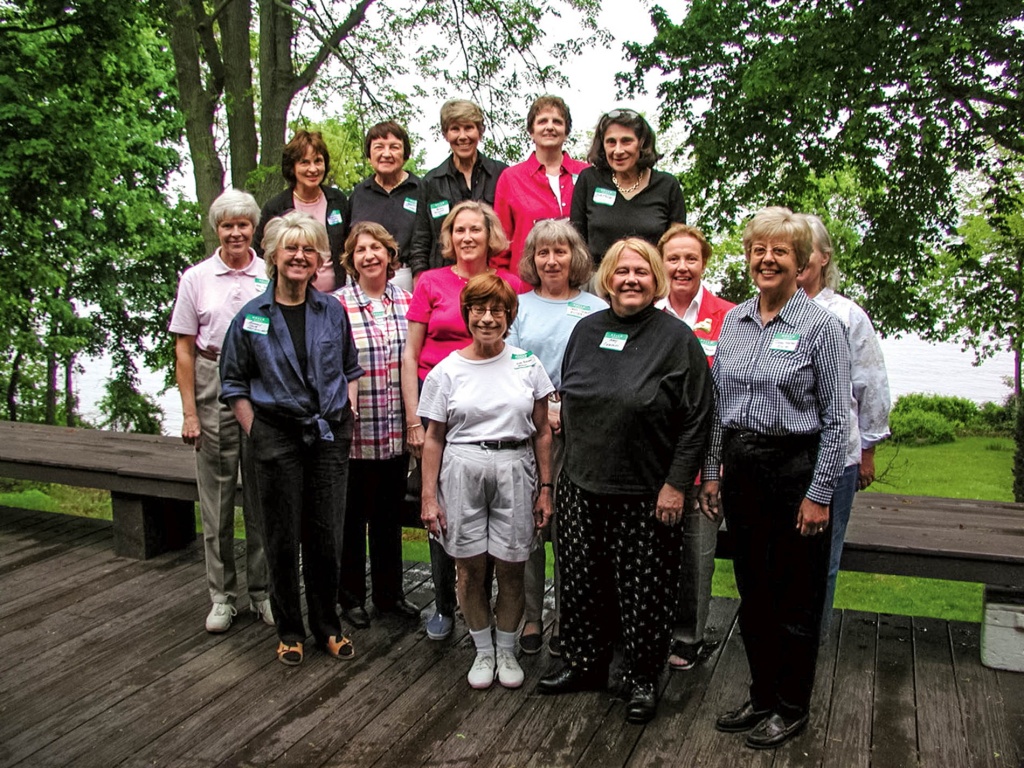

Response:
(557, 475), (683, 687)
(251, 413), (352, 646)
(721, 430), (830, 719)
(339, 455), (409, 609)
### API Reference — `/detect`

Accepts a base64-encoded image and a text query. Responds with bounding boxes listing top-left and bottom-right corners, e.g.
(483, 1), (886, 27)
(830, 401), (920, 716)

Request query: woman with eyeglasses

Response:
(570, 109), (686, 267)
(220, 212), (365, 667)
(401, 201), (529, 643)
(418, 273), (554, 690)
(700, 208), (849, 749)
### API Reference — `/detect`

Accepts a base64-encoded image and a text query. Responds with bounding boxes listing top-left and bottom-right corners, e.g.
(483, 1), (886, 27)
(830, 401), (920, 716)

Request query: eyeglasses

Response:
(467, 305), (507, 318)
(750, 245), (794, 259)
(281, 245), (320, 257)
(603, 108), (640, 121)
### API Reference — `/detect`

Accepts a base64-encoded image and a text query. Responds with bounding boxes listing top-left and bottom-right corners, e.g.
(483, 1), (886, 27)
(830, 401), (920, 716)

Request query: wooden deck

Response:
(0, 506), (1021, 768)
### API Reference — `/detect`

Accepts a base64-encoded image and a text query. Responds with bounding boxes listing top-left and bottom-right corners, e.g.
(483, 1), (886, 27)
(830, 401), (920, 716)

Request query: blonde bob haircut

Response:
(519, 219), (592, 289)
(459, 273), (519, 337)
(658, 223), (713, 266)
(594, 238), (669, 303)
(796, 213), (840, 290)
(261, 212), (329, 281)
(342, 221), (400, 281)
(742, 206), (813, 271)
(439, 201), (509, 263)
(440, 99), (486, 134)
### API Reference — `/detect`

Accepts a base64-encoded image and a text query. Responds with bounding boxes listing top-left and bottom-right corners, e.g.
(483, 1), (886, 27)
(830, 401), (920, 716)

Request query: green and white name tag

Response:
(254, 277), (270, 293)
(769, 331), (800, 352)
(403, 196), (418, 213)
(699, 338), (718, 357)
(243, 313), (270, 335)
(566, 301), (590, 319)
(511, 351), (536, 370)
(327, 209), (343, 226)
(571, 173), (579, 184)
(600, 331), (628, 351)
(593, 187), (617, 206)
(430, 200), (450, 219)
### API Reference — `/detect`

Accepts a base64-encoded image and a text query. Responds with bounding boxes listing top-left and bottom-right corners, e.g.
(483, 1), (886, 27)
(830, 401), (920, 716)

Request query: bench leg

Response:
(111, 492), (196, 559)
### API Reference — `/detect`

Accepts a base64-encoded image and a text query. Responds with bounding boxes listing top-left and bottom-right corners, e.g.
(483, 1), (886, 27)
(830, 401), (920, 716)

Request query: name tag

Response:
(327, 209), (343, 226)
(571, 173), (579, 184)
(403, 197), (418, 214)
(699, 338), (718, 357)
(566, 301), (590, 318)
(511, 351), (536, 370)
(430, 200), (450, 219)
(599, 331), (628, 351)
(593, 187), (617, 206)
(254, 277), (270, 293)
(243, 314), (270, 335)
(769, 332), (800, 352)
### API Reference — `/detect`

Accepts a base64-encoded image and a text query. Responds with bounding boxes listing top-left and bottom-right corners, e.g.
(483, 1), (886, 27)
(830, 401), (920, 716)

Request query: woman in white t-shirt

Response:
(418, 273), (554, 691)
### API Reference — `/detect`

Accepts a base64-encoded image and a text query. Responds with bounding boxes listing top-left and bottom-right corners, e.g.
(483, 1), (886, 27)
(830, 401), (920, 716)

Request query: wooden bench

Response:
(1, 422), (1023, 588)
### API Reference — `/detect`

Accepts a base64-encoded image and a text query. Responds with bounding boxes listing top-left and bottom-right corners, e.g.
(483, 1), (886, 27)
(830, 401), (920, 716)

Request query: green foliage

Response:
(889, 409), (956, 446)
(97, 378), (164, 434)
(891, 394), (979, 428)
(869, 437), (1016, 502)
(1015, 395), (1024, 502)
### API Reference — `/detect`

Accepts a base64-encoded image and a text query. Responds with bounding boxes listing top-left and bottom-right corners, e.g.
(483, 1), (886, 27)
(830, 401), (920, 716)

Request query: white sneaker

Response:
(467, 651), (496, 689)
(206, 603), (237, 633)
(253, 598), (275, 626)
(496, 648), (524, 688)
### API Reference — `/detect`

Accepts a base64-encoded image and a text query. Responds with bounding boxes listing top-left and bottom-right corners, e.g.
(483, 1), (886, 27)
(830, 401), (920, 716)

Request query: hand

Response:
(406, 423), (425, 458)
(858, 451), (876, 490)
(181, 414), (202, 449)
(698, 480), (722, 522)
(796, 497), (829, 536)
(533, 487), (553, 529)
(656, 483), (685, 526)
(547, 409), (561, 435)
(421, 497), (447, 538)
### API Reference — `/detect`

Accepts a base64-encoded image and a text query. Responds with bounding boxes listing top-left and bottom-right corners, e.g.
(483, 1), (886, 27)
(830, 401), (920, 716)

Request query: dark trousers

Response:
(251, 413), (352, 646)
(339, 455), (410, 609)
(557, 475), (683, 687)
(721, 430), (830, 719)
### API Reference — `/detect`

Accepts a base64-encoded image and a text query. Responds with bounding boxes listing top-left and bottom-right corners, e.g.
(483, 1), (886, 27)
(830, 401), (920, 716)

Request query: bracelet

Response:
(407, 424), (422, 430)
(540, 482), (554, 490)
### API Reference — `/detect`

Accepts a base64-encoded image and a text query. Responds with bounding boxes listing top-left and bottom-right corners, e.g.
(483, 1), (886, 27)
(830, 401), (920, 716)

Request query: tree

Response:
(620, 0), (1024, 335)
(0, 0), (200, 429)
(164, 0), (607, 251)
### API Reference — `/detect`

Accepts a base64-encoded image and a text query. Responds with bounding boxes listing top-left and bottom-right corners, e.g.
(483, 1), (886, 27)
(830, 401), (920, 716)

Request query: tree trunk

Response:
(254, 0), (299, 205)
(222, 0), (258, 191)
(6, 350), (22, 422)
(64, 356), (76, 427)
(45, 350), (56, 425)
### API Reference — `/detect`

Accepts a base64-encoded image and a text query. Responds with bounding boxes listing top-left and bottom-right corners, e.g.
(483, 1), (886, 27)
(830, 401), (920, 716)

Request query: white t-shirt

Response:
(417, 345), (555, 443)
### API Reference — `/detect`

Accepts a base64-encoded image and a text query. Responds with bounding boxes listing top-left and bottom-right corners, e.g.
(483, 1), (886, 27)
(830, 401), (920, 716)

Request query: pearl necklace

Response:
(612, 169), (646, 194)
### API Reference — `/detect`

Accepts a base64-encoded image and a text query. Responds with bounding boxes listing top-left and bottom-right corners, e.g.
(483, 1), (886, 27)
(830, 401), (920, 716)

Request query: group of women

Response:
(171, 94), (889, 749)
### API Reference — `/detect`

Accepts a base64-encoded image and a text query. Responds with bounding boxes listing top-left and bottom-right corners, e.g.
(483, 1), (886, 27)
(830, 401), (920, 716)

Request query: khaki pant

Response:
(194, 355), (268, 605)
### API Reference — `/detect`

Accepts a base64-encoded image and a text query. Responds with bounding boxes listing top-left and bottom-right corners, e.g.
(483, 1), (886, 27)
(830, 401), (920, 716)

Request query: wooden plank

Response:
(818, 611), (875, 768)
(949, 621), (1022, 768)
(914, 617), (971, 767)
(993, 666), (1024, 768)
(871, 614), (919, 768)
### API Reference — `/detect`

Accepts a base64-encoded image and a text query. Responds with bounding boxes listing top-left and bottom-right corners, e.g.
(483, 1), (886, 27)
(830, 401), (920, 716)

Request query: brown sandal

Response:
(277, 640), (303, 666)
(324, 634), (356, 660)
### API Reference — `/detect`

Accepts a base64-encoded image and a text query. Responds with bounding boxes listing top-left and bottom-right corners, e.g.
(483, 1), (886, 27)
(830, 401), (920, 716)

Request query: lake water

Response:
(76, 334), (1015, 437)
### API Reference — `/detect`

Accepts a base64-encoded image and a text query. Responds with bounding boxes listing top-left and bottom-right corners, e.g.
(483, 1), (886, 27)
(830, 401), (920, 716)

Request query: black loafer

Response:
(342, 605), (371, 629)
(715, 700), (772, 733)
(625, 683), (658, 724)
(536, 665), (606, 695)
(519, 632), (543, 655)
(377, 599), (420, 619)
(745, 712), (808, 749)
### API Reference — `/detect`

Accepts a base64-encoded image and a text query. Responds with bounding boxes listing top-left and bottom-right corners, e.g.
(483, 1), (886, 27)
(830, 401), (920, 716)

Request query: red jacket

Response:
(659, 285), (736, 367)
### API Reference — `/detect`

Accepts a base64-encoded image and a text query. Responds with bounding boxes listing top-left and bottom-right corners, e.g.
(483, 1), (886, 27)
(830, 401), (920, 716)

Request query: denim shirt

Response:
(220, 281), (364, 440)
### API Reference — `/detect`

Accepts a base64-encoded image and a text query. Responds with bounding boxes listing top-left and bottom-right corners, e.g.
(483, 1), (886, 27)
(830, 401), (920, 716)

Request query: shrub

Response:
(889, 408), (956, 445)
(891, 393), (978, 428)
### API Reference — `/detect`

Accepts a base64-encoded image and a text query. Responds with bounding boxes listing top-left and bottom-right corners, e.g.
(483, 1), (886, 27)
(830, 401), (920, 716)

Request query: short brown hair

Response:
(342, 222), (401, 280)
(587, 109), (662, 171)
(459, 273), (519, 336)
(519, 219), (592, 289)
(439, 201), (509, 263)
(440, 99), (485, 134)
(281, 130), (331, 187)
(742, 207), (813, 270)
(594, 238), (669, 303)
(526, 95), (572, 135)
(364, 121), (412, 161)
(658, 224), (712, 266)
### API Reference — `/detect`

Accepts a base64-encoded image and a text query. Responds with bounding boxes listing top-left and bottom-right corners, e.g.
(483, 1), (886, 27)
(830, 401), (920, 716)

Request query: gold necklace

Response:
(293, 188), (323, 204)
(612, 169), (646, 194)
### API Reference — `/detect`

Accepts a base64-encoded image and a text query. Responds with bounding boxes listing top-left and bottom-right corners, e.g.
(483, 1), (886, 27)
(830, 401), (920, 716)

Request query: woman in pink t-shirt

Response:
(401, 201), (527, 641)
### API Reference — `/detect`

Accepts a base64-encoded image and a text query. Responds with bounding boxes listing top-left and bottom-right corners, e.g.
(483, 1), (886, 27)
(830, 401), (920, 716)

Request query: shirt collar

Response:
(212, 247), (260, 275)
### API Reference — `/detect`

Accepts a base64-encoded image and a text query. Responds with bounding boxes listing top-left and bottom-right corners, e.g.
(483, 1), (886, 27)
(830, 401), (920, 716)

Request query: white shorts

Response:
(437, 442), (538, 562)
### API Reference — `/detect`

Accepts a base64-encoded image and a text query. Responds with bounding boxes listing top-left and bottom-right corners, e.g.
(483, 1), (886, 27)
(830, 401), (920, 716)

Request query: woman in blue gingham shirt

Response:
(699, 207), (849, 750)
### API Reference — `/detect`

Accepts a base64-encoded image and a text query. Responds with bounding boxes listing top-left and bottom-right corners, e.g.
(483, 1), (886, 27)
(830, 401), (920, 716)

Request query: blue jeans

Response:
(822, 463), (859, 637)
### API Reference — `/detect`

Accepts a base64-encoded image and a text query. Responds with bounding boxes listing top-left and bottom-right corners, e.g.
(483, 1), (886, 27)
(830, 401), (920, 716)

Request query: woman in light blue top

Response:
(506, 219), (607, 657)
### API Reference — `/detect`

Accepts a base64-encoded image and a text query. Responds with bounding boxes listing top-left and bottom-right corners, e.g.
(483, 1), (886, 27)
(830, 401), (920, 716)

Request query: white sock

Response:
(470, 627), (494, 656)
(495, 629), (517, 654)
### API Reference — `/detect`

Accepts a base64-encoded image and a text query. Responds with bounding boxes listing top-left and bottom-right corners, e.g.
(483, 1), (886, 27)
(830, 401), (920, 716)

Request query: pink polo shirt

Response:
(168, 248), (268, 353)
(492, 151), (589, 274)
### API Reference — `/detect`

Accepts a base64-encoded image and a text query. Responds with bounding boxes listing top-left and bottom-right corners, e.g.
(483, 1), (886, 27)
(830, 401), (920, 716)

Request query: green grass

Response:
(2, 435), (1013, 623)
